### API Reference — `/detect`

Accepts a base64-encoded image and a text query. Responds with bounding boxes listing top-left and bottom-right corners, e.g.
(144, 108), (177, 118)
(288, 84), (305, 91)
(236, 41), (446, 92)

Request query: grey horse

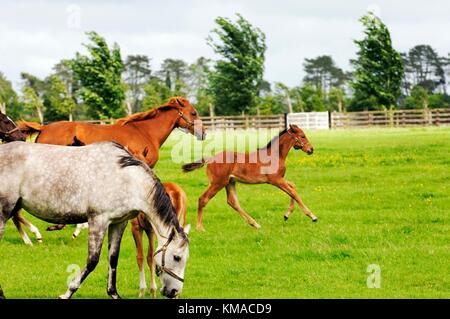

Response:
(0, 141), (190, 299)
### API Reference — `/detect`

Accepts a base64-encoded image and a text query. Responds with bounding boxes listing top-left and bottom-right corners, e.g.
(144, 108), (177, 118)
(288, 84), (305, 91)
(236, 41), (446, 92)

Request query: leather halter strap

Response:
(286, 128), (305, 148)
(176, 110), (194, 129)
(154, 236), (185, 283)
(3, 126), (20, 136)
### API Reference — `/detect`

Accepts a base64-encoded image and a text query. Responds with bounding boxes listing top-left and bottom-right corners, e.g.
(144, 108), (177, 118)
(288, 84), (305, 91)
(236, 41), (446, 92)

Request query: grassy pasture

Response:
(0, 127), (449, 298)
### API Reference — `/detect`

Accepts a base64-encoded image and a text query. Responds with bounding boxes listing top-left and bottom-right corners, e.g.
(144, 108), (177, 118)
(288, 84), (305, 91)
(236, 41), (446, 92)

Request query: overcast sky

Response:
(1, 0), (449, 91)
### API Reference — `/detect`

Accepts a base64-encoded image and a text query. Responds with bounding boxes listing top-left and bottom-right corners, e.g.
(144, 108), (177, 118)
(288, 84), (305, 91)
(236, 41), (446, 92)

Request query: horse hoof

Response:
(139, 289), (145, 298)
(284, 215), (289, 221)
(150, 289), (157, 298)
(253, 223), (261, 230)
(196, 225), (206, 232)
(58, 294), (69, 299)
(312, 217), (318, 222)
(72, 235), (77, 240)
(110, 293), (121, 300)
(37, 238), (43, 243)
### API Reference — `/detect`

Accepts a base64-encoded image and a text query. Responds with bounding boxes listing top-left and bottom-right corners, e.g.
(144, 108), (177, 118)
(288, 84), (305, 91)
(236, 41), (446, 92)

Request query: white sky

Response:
(1, 0), (449, 91)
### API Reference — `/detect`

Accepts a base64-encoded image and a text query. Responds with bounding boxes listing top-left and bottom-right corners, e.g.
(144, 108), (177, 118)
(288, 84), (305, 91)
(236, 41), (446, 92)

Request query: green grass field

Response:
(1, 127), (449, 298)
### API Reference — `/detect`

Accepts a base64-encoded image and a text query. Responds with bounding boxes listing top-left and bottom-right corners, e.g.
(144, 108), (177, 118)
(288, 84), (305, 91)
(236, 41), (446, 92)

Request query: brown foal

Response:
(182, 124), (318, 231)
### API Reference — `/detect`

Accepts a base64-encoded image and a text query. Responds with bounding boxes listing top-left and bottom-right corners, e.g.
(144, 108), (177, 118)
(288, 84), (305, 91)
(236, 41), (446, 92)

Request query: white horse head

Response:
(154, 224), (191, 298)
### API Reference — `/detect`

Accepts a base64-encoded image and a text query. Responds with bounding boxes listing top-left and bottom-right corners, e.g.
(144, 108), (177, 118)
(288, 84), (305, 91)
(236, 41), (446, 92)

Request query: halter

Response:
(1, 126), (20, 137)
(177, 110), (195, 129)
(154, 235), (185, 283)
(286, 129), (305, 149)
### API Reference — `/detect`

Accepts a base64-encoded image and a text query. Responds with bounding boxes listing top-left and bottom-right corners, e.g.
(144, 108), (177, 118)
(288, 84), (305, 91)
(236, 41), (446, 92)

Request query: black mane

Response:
(113, 141), (186, 238)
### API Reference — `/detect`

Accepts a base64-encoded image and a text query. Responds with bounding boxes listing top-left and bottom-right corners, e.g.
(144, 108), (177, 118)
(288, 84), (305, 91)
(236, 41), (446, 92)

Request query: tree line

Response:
(1, 12), (449, 123)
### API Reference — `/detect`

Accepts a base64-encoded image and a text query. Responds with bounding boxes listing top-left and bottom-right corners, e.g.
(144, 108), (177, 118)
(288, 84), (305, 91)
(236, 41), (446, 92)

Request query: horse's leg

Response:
(225, 181), (261, 229)
(197, 183), (226, 231)
(72, 223), (88, 239)
(59, 218), (108, 299)
(283, 182), (297, 220)
(144, 227), (157, 298)
(0, 215), (5, 298)
(107, 221), (128, 299)
(272, 179), (317, 222)
(131, 218), (146, 297)
(16, 211), (42, 243)
(46, 224), (66, 231)
(12, 214), (33, 245)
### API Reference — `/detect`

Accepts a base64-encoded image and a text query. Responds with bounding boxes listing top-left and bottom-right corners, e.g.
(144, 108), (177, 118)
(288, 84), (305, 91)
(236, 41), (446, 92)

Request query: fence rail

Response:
(79, 108), (450, 130)
(330, 108), (450, 128)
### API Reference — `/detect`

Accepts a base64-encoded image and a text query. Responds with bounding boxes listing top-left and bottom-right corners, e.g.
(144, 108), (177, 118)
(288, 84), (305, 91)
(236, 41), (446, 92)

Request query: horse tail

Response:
(17, 120), (43, 136)
(182, 158), (206, 172)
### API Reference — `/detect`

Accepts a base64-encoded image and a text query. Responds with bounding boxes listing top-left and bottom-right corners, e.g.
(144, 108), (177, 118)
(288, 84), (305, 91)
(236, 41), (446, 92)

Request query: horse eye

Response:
(191, 111), (197, 116)
(174, 255), (181, 262)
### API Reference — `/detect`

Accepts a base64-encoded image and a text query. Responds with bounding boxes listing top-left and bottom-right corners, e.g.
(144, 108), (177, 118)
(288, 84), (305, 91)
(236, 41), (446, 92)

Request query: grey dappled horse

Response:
(0, 141), (190, 299)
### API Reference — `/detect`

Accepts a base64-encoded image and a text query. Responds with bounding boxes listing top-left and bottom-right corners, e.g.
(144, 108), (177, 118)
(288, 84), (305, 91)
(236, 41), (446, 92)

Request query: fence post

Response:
(328, 111), (332, 129)
(284, 113), (289, 129)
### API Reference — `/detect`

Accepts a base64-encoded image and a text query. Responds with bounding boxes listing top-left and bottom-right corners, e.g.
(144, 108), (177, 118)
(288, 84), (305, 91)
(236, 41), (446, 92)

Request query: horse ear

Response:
(176, 97), (185, 107)
(183, 224), (191, 235)
(289, 124), (299, 132)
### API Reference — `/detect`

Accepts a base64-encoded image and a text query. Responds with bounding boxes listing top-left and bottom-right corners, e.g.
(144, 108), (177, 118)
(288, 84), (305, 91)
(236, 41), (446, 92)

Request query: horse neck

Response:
(264, 132), (294, 162)
(133, 108), (179, 148)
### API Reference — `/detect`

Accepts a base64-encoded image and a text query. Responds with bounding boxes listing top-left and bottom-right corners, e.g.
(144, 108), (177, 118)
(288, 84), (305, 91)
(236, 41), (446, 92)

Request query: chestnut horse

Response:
(182, 124), (318, 231)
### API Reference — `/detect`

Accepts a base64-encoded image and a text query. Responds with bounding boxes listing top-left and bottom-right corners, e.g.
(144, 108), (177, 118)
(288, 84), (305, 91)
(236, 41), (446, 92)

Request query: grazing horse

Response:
(0, 111), (43, 245)
(0, 141), (191, 299)
(71, 182), (187, 298)
(182, 124), (318, 231)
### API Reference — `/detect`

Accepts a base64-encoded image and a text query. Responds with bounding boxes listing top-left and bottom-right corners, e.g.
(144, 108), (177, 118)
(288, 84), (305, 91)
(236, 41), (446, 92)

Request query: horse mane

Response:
(116, 96), (188, 126)
(112, 141), (186, 237)
(116, 106), (171, 125)
(262, 128), (288, 149)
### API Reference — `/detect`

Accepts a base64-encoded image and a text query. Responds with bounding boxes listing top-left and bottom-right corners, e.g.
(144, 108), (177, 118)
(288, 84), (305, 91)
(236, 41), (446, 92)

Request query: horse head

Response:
(154, 224), (191, 298)
(0, 112), (27, 142)
(288, 124), (314, 155)
(167, 97), (206, 141)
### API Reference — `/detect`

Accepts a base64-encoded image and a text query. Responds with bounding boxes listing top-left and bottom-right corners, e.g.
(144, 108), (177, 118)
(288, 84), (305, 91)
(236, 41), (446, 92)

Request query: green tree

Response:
(44, 75), (77, 121)
(22, 86), (45, 123)
(404, 85), (428, 109)
(142, 77), (172, 109)
(159, 58), (189, 96)
(303, 55), (347, 93)
(207, 14), (267, 115)
(299, 83), (326, 112)
(402, 45), (447, 94)
(72, 31), (125, 119)
(350, 12), (404, 111)
(188, 57), (213, 115)
(0, 72), (23, 119)
(124, 55), (152, 113)
(328, 87), (346, 112)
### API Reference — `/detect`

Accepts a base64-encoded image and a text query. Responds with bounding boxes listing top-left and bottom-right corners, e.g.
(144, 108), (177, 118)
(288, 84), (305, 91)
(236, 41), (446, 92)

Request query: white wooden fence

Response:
(286, 112), (330, 130)
(76, 108), (450, 130)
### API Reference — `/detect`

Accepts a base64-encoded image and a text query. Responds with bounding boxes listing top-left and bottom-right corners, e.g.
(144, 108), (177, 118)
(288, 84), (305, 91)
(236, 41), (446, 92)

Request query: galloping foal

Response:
(0, 141), (191, 299)
(182, 124), (318, 231)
